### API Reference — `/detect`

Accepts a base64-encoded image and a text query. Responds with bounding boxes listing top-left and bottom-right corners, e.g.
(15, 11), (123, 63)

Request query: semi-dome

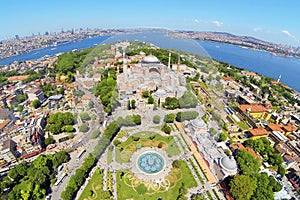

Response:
(220, 156), (237, 173)
(153, 89), (167, 97)
(142, 55), (160, 63)
(191, 118), (206, 129)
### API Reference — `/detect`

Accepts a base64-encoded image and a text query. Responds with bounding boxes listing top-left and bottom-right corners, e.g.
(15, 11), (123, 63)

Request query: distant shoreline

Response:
(168, 31), (300, 59)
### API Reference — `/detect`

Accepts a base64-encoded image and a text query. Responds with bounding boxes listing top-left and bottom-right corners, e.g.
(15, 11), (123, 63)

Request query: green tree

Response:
(218, 132), (228, 142)
(62, 125), (75, 133)
(172, 160), (181, 168)
(148, 95), (154, 104)
(16, 94), (28, 103)
(268, 175), (282, 192)
(127, 100), (131, 110)
(32, 184), (46, 199)
(244, 139), (265, 154)
(52, 151), (69, 167)
(17, 105), (23, 112)
(161, 123), (171, 134)
(176, 111), (199, 122)
(236, 150), (261, 175)
(142, 90), (150, 98)
(251, 173), (274, 200)
(178, 90), (198, 108)
(79, 123), (89, 133)
(163, 97), (179, 109)
(153, 115), (161, 124)
(45, 136), (56, 146)
(229, 175), (256, 200)
(32, 99), (41, 109)
(45, 124), (61, 134)
(278, 165), (286, 177)
(32, 155), (52, 169)
(131, 99), (136, 109)
(164, 113), (175, 123)
(80, 112), (91, 121)
(61, 186), (75, 200)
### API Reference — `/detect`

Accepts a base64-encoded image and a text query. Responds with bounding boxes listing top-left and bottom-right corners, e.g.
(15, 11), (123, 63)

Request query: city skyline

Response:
(1, 0), (300, 46)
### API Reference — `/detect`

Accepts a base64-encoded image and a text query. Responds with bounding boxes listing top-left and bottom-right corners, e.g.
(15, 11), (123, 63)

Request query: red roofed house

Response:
(7, 75), (30, 82)
(266, 123), (284, 133)
(283, 124), (298, 135)
(81, 94), (91, 107)
(230, 142), (261, 160)
(248, 127), (270, 139)
(238, 104), (271, 120)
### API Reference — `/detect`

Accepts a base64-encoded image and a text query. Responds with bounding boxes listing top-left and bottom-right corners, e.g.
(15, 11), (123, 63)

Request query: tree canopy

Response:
(229, 174), (256, 200)
(236, 150), (261, 175)
(45, 112), (74, 134)
(176, 111), (199, 122)
(1, 151), (69, 200)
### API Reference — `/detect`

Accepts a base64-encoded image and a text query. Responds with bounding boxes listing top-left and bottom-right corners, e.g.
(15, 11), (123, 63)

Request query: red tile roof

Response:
(222, 76), (233, 81)
(249, 127), (269, 136)
(245, 71), (258, 76)
(7, 75), (30, 82)
(230, 143), (261, 160)
(283, 124), (297, 132)
(238, 104), (267, 113)
(267, 123), (284, 132)
(0, 119), (11, 131)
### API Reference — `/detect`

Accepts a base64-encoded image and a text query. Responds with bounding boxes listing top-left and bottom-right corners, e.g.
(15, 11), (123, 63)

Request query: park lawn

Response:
(115, 132), (181, 163)
(115, 147), (129, 164)
(78, 168), (112, 200)
(115, 129), (131, 139)
(117, 161), (197, 200)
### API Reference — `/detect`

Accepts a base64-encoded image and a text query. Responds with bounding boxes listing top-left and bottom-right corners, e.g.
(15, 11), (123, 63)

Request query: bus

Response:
(0, 167), (10, 176)
(76, 149), (86, 160)
(54, 173), (67, 186)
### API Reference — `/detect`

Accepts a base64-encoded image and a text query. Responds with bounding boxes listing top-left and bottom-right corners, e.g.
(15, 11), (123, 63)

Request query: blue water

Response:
(0, 35), (111, 65)
(0, 32), (299, 92)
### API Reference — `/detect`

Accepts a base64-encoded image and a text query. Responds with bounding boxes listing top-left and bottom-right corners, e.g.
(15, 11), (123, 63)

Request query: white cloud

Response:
(212, 20), (223, 27)
(194, 19), (200, 24)
(253, 27), (262, 32)
(282, 30), (294, 38)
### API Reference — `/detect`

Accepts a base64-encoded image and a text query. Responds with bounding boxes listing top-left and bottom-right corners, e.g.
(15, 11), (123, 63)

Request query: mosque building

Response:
(117, 54), (186, 102)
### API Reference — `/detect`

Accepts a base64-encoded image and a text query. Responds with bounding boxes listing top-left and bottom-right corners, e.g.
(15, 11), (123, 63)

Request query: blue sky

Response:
(1, 0), (299, 46)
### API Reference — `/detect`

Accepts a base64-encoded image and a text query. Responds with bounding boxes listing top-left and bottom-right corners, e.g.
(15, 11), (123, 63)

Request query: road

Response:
(50, 78), (106, 199)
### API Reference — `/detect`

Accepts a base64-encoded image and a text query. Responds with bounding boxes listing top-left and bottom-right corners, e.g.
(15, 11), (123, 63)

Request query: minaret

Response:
(168, 51), (171, 69)
(277, 74), (282, 82)
(177, 53), (180, 73)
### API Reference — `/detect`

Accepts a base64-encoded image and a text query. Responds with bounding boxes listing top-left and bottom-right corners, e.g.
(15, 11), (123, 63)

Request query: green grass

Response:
(115, 129), (131, 139)
(213, 189), (221, 200)
(190, 159), (204, 184)
(206, 191), (213, 200)
(115, 147), (129, 164)
(116, 160), (197, 200)
(175, 135), (186, 152)
(228, 115), (249, 131)
(107, 147), (113, 164)
(78, 168), (112, 200)
(115, 132), (181, 164)
(237, 121), (249, 130)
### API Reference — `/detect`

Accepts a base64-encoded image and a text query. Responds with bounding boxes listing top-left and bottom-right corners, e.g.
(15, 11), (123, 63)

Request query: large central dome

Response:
(142, 55), (160, 63)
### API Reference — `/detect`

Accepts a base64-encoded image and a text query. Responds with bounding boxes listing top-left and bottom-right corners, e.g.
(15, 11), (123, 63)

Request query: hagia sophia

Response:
(117, 54), (187, 102)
